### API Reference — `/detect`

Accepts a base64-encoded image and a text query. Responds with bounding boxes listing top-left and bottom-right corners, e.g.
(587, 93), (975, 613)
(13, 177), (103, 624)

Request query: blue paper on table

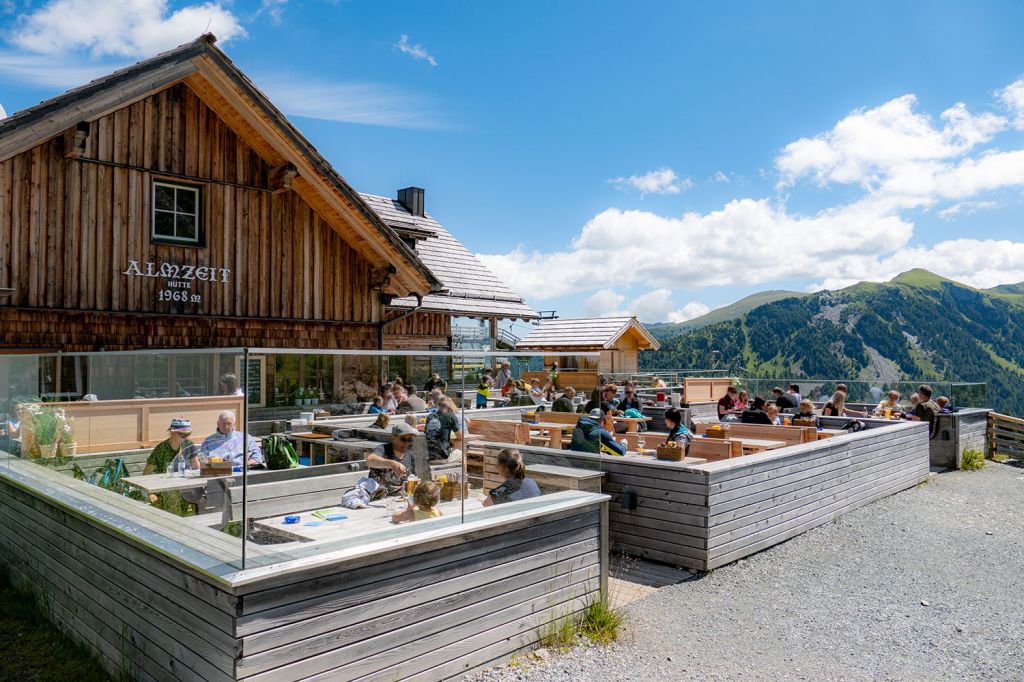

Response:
(303, 521), (323, 527)
(323, 512), (348, 521)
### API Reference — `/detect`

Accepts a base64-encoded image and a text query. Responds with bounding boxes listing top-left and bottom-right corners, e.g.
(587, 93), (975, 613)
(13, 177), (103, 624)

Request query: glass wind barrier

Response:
(0, 348), (246, 570)
(0, 348), (615, 574)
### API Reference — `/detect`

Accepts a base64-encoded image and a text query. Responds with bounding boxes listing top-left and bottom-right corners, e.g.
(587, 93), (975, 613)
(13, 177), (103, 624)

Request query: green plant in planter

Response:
(31, 408), (60, 446)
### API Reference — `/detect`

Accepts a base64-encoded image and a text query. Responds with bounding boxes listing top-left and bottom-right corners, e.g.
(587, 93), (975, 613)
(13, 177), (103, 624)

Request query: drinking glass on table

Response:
(637, 434), (646, 452)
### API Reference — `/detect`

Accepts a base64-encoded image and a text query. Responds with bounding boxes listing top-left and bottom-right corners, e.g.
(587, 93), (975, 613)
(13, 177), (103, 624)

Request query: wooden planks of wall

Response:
(0, 82), (379, 331)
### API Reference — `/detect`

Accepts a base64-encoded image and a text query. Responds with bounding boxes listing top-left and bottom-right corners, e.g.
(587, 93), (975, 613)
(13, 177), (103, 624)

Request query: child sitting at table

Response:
(766, 403), (783, 426)
(392, 481), (443, 524)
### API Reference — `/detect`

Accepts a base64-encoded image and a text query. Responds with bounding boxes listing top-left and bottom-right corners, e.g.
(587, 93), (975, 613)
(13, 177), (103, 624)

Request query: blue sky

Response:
(2, 0), (1024, 324)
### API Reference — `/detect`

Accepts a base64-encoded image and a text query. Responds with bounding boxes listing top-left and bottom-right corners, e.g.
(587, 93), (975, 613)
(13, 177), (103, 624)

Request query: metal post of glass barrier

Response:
(241, 347), (249, 570)
(460, 351), (466, 523)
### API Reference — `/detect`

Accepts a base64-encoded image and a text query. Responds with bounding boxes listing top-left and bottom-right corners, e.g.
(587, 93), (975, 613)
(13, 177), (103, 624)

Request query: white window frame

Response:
(151, 180), (201, 245)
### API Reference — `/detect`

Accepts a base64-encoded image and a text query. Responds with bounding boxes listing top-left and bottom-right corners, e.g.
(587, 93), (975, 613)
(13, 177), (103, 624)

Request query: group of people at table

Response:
(717, 382), (949, 431)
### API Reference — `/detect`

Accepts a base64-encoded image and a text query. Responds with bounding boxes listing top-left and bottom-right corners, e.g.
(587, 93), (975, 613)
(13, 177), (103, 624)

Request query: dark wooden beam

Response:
(63, 122), (90, 159)
(269, 162), (297, 194)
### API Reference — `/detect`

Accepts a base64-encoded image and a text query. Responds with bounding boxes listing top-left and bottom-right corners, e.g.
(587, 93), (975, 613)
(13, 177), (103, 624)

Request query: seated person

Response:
(529, 378), (544, 404)
(501, 378), (517, 397)
(618, 386), (643, 413)
(741, 396), (773, 424)
(570, 403), (627, 456)
(367, 423), (415, 493)
(392, 480), (443, 523)
(874, 390), (901, 416)
(424, 373), (447, 392)
(425, 397), (461, 462)
(427, 388), (445, 410)
(773, 387), (798, 411)
(382, 389), (398, 413)
(717, 386), (739, 421)
(199, 411), (262, 468)
(663, 407), (693, 450)
(794, 399), (820, 427)
(393, 383), (408, 404)
(144, 418), (202, 506)
(585, 383), (618, 413)
(904, 392), (920, 418)
(552, 386), (576, 413)
(936, 396), (954, 413)
(910, 384), (940, 432)
(650, 376), (667, 389)
(734, 390), (750, 412)
(822, 391), (865, 418)
(401, 385), (427, 413)
(766, 403), (783, 426)
(483, 449), (541, 506)
(367, 396), (386, 414)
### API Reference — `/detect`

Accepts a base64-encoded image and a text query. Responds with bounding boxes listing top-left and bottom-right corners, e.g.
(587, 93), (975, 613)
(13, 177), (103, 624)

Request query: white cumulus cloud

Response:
(609, 167), (693, 197)
(582, 289), (626, 317)
(481, 76), (1024, 309)
(998, 77), (1024, 130)
(395, 34), (437, 67)
(9, 0), (245, 58)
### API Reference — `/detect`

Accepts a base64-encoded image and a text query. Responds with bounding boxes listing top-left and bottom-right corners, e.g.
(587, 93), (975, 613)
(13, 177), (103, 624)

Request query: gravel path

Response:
(470, 460), (1024, 681)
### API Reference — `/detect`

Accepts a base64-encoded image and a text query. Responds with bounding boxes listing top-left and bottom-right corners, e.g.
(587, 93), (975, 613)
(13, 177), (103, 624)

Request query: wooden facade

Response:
(0, 36), (439, 354)
(381, 310), (451, 351)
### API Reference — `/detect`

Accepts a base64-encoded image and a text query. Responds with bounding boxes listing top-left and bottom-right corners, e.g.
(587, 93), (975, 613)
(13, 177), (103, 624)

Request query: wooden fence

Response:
(988, 412), (1024, 461)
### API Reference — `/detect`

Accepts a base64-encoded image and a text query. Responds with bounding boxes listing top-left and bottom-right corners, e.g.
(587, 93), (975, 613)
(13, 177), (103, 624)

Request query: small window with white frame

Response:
(152, 180), (201, 245)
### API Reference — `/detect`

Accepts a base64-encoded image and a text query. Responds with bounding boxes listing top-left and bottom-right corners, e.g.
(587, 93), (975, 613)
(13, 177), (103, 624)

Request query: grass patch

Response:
(579, 597), (624, 645)
(991, 453), (1010, 463)
(537, 596), (625, 651)
(0, 568), (111, 682)
(538, 613), (578, 650)
(961, 448), (986, 471)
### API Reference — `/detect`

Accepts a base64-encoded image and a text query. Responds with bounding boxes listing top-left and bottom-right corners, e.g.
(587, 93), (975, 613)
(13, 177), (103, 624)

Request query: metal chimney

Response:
(397, 187), (425, 217)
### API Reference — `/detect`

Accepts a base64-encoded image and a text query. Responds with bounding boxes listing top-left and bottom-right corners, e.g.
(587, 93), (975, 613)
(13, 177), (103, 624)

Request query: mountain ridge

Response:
(641, 269), (1024, 414)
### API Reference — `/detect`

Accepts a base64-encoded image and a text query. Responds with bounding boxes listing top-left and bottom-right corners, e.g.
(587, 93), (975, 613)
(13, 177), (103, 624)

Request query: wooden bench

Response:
(694, 422), (815, 445)
(684, 378), (735, 404)
(482, 450), (604, 493)
(464, 420), (532, 478)
(221, 471), (366, 526)
(206, 461), (367, 515)
(688, 438), (743, 461)
(521, 371), (601, 391)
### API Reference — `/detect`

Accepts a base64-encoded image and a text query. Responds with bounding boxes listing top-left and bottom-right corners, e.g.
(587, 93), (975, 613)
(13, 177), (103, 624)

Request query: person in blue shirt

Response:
(199, 410), (262, 468)
(570, 403), (627, 456)
(368, 396), (386, 414)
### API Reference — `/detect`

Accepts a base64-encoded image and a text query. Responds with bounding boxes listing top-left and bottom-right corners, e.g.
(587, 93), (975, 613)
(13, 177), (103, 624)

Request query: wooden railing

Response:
(987, 412), (1024, 460)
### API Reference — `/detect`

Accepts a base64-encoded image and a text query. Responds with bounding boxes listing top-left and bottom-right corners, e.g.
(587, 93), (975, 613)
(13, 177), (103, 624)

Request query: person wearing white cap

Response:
(367, 422), (416, 493)
(143, 418), (201, 505)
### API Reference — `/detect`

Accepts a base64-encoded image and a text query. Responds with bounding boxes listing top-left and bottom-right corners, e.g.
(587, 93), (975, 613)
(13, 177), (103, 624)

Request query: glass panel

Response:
(176, 187), (196, 214)
(154, 184), (174, 211)
(153, 210), (175, 237)
(176, 214), (196, 240)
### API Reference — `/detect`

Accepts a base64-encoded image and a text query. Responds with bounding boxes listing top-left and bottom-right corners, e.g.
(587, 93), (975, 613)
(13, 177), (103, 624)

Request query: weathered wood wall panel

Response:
(0, 82), (381, 345)
(0, 308), (378, 351)
(382, 310), (451, 350)
(702, 421), (930, 569)
(483, 420), (929, 571)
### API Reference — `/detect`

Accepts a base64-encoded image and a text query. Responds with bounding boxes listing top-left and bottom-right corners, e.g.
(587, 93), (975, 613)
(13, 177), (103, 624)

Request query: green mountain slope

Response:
(642, 270), (1024, 414)
(647, 290), (805, 338)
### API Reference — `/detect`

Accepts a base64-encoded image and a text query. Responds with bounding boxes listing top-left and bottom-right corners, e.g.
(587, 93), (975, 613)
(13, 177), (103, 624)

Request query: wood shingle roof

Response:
(361, 193), (538, 320)
(517, 316), (660, 350)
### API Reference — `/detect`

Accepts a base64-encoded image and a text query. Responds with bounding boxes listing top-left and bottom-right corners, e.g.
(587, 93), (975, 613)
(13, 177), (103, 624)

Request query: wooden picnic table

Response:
(252, 492), (488, 543)
(531, 422), (573, 449)
(612, 415), (653, 434)
(122, 472), (217, 496)
(816, 428), (846, 440)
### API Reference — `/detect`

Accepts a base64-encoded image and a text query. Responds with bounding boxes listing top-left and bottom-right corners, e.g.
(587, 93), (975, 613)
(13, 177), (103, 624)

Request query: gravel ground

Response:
(470, 460), (1024, 682)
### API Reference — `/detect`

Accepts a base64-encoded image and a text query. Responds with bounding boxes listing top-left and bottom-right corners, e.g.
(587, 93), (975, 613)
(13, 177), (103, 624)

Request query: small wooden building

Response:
(517, 316), (660, 375)
(0, 35), (454, 403)
(0, 34), (443, 352)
